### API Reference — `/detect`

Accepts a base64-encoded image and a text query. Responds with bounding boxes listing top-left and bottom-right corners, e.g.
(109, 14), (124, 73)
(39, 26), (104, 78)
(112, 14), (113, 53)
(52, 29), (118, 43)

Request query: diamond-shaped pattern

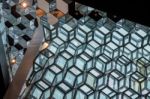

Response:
(2, 0), (37, 75)
(25, 5), (150, 98)
(1, 1), (150, 99)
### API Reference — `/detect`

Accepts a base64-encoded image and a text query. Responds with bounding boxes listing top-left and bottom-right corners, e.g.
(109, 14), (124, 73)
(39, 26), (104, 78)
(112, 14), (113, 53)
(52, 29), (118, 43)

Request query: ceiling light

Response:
(21, 2), (28, 8)
(43, 42), (49, 49)
(11, 58), (16, 64)
(39, 42), (49, 51)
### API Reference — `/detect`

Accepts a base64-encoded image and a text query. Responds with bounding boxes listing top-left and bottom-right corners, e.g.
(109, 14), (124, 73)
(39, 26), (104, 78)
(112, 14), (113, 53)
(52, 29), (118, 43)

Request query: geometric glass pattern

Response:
(1, 0), (37, 76)
(22, 3), (150, 98)
(1, 1), (150, 99)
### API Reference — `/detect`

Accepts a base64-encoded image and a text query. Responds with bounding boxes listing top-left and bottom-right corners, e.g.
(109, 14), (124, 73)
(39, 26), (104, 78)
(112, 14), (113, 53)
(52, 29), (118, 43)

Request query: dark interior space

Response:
(0, 64), (6, 98)
(75, 0), (150, 27)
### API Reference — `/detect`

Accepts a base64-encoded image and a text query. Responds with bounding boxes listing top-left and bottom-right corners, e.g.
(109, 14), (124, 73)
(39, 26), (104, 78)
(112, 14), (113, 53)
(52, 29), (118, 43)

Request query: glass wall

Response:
(23, 3), (150, 98)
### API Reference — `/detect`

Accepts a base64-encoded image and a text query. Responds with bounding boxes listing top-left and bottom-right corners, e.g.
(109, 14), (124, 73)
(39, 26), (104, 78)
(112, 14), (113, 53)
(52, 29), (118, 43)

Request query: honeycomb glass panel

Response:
(16, 2), (150, 99)
(44, 70), (55, 84)
(53, 88), (64, 99)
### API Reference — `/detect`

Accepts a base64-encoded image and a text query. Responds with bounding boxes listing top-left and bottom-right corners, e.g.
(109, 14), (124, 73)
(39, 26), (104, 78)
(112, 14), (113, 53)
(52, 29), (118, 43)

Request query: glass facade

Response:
(22, 3), (150, 99)
(1, 0), (37, 76)
(1, 1), (150, 99)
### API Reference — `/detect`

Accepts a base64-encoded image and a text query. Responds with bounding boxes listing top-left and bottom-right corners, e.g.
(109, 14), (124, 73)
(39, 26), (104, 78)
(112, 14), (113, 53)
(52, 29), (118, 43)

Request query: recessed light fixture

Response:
(39, 42), (49, 51)
(21, 2), (28, 8)
(43, 42), (49, 49)
(11, 58), (16, 64)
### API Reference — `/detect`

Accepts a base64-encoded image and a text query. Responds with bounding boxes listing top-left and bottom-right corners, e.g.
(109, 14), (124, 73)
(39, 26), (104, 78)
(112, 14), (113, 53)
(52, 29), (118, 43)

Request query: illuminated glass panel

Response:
(18, 2), (150, 99)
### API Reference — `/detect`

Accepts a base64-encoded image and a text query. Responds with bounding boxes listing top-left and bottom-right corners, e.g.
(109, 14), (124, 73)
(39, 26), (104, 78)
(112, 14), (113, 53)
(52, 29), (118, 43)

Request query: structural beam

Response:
(4, 24), (44, 99)
(0, 34), (10, 98)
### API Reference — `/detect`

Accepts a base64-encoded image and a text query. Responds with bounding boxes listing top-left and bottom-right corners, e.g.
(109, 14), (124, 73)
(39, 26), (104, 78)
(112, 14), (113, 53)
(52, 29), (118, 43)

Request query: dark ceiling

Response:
(75, 0), (150, 27)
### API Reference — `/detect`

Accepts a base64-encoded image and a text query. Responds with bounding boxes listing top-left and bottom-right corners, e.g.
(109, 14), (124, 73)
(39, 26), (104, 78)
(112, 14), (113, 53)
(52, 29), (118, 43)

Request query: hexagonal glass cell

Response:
(64, 71), (76, 86)
(108, 70), (124, 91)
(58, 24), (75, 41)
(66, 39), (82, 55)
(123, 43), (138, 59)
(85, 40), (101, 57)
(86, 73), (97, 88)
(35, 54), (48, 67)
(76, 24), (92, 43)
(55, 56), (67, 69)
(43, 70), (55, 84)
(43, 26), (57, 41)
(48, 38), (65, 54)
(93, 26), (111, 45)
(30, 87), (42, 99)
(52, 88), (64, 99)
(41, 89), (51, 99)
(112, 31), (124, 46)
